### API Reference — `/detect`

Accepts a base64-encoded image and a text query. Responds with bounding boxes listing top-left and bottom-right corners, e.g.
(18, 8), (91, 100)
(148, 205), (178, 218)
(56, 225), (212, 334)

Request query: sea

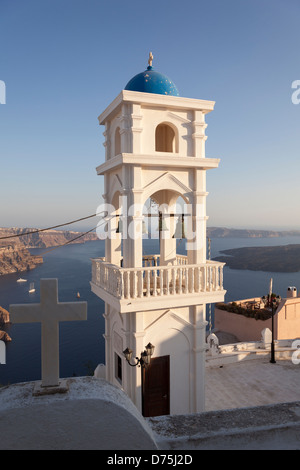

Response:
(1, 235), (300, 386)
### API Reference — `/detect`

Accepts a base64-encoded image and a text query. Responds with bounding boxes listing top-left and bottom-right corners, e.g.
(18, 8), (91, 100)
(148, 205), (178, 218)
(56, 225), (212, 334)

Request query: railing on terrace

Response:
(91, 255), (224, 301)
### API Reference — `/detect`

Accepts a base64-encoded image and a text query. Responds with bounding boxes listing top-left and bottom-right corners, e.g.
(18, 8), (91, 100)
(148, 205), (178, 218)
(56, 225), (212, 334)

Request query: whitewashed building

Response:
(91, 54), (226, 417)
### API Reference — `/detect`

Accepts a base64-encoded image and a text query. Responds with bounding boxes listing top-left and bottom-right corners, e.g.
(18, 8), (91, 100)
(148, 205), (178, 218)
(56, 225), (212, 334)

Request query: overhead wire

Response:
(37, 213), (115, 256)
(0, 212), (103, 240)
(0, 209), (188, 256)
(0, 211), (111, 256)
(38, 226), (100, 256)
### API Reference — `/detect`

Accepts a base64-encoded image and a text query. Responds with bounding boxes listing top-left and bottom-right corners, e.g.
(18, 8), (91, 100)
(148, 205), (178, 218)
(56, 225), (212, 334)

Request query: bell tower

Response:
(91, 54), (226, 417)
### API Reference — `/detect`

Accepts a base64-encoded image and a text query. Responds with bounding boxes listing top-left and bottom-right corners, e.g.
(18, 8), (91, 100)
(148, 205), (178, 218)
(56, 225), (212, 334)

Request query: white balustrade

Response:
(91, 256), (224, 301)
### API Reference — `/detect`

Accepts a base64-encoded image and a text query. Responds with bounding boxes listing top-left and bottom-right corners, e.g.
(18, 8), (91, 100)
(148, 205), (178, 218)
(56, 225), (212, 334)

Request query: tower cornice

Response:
(98, 90), (215, 125)
(96, 153), (220, 175)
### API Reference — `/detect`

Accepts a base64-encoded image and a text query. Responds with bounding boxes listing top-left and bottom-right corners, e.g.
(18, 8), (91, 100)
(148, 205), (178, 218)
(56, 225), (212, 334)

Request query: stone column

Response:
(122, 166), (143, 269)
(133, 311), (146, 414)
(160, 212), (176, 266)
(123, 311), (145, 414)
(187, 169), (207, 265)
(103, 304), (112, 383)
(192, 304), (207, 412)
(192, 110), (207, 158)
(120, 103), (131, 153)
(103, 121), (111, 160)
(131, 103), (143, 154)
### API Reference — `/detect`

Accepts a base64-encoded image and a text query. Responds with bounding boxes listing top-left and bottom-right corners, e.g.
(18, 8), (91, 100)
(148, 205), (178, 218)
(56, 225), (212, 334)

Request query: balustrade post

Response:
(165, 268), (170, 295)
(185, 267), (189, 294)
(195, 266), (200, 293)
(159, 268), (163, 296)
(190, 267), (194, 294)
(178, 267), (182, 294)
(120, 271), (124, 299)
(172, 267), (176, 294)
(132, 270), (137, 299)
(146, 270), (151, 297)
(215, 266), (218, 290)
(125, 271), (130, 299)
(153, 269), (157, 296)
(137, 270), (143, 298)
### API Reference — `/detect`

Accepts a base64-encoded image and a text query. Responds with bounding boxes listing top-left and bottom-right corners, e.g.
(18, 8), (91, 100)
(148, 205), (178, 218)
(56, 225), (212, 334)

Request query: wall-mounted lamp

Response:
(123, 343), (155, 368)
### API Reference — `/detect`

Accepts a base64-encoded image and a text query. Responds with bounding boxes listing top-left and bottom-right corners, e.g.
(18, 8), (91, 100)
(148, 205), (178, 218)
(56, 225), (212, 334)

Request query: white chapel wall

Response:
(140, 107), (193, 156)
(142, 307), (193, 415)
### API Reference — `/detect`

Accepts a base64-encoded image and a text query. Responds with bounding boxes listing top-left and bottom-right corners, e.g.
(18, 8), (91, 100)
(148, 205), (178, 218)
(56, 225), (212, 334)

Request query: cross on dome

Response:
(124, 53), (179, 96)
(148, 52), (153, 67)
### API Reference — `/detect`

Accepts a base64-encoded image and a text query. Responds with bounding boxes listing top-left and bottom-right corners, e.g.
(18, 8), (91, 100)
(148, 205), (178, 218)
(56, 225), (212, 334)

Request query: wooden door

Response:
(142, 355), (170, 417)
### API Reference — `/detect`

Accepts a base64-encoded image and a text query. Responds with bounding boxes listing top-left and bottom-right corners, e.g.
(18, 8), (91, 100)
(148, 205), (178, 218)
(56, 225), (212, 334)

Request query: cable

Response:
(0, 212), (105, 240)
(38, 226), (99, 255)
(0, 211), (186, 241)
(37, 213), (114, 256)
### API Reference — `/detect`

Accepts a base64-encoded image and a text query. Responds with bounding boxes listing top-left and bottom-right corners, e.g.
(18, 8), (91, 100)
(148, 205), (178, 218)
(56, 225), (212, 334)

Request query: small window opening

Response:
(155, 123), (176, 152)
(115, 353), (122, 383)
(115, 127), (121, 156)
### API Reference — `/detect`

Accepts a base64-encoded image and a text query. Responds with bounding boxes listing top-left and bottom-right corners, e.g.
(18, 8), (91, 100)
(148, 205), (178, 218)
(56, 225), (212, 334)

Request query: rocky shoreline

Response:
(0, 307), (11, 343)
(0, 227), (99, 276)
(0, 245), (43, 276)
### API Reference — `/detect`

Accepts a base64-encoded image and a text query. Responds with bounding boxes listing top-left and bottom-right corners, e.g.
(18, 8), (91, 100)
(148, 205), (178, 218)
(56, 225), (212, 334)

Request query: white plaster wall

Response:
(143, 309), (192, 415)
(140, 107), (193, 156)
(106, 111), (122, 159)
(106, 307), (125, 389)
(107, 306), (197, 415)
(141, 168), (193, 202)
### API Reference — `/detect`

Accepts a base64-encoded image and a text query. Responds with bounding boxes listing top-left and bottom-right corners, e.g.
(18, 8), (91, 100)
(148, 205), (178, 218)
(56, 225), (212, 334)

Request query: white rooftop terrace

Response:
(0, 355), (299, 450)
(205, 358), (299, 412)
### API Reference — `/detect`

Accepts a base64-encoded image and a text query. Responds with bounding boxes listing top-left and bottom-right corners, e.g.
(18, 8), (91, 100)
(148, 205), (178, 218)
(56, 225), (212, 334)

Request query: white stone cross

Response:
(10, 279), (87, 388)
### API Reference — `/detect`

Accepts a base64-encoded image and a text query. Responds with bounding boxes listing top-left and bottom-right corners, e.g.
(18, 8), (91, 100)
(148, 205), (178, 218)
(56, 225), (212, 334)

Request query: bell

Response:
(116, 218), (123, 233)
(172, 216), (186, 239)
(142, 220), (148, 235)
(157, 214), (168, 232)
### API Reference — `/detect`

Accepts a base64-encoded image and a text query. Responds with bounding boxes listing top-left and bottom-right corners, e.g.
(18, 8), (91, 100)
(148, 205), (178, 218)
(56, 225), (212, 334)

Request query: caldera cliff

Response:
(0, 245), (43, 276)
(0, 227), (99, 276)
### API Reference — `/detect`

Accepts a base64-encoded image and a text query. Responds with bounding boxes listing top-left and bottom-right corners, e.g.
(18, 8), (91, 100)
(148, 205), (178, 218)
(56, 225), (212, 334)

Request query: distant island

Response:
(0, 227), (99, 276)
(214, 244), (300, 273)
(207, 227), (300, 238)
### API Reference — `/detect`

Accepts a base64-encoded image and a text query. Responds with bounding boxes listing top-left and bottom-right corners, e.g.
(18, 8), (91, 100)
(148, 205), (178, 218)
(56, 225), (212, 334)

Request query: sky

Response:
(1, 0), (300, 231)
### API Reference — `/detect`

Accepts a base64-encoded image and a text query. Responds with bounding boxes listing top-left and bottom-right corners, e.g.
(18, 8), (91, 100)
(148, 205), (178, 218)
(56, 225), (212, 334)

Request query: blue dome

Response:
(125, 66), (179, 96)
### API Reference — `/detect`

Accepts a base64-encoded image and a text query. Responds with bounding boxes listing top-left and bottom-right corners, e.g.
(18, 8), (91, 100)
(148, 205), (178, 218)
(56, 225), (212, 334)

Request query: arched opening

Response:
(142, 193), (187, 268)
(155, 123), (177, 153)
(115, 127), (121, 156)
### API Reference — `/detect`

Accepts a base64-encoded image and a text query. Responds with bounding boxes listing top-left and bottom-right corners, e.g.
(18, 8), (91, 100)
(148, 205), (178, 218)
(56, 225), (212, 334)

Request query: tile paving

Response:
(205, 358), (300, 411)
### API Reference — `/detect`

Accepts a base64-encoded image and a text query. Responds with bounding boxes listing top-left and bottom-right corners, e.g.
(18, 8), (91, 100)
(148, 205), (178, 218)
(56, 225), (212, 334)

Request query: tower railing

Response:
(91, 255), (224, 301)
